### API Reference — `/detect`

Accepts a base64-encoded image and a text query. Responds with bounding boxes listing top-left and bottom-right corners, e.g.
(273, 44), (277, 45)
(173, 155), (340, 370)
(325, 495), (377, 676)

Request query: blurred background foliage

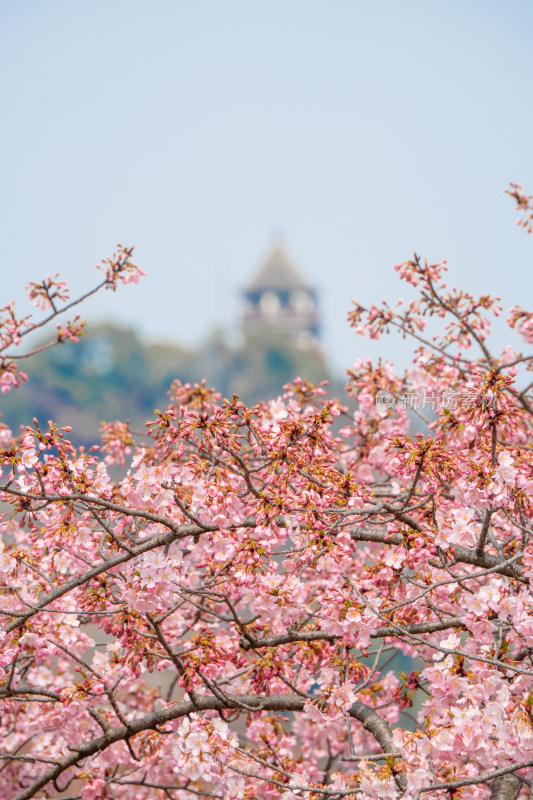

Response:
(2, 243), (341, 448)
(1, 322), (335, 448)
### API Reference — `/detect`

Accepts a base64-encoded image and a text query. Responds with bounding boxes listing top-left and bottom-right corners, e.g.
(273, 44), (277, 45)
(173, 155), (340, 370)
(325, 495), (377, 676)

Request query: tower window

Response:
(291, 290), (313, 313)
(260, 291), (281, 317)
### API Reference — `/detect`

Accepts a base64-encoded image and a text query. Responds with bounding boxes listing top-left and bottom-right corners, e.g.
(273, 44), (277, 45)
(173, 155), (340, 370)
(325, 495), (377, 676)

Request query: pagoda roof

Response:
(246, 242), (311, 292)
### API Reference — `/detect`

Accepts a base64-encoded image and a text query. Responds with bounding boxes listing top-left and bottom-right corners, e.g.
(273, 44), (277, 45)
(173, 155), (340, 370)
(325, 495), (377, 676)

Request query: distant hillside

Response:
(1, 322), (336, 447)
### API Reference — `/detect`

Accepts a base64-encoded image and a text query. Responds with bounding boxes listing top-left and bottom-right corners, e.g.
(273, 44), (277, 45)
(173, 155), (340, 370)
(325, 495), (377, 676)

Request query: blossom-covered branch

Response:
(0, 245), (144, 393)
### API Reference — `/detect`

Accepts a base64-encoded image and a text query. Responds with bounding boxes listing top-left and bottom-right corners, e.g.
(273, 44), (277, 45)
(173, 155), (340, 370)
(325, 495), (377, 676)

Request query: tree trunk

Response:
(490, 774), (522, 800)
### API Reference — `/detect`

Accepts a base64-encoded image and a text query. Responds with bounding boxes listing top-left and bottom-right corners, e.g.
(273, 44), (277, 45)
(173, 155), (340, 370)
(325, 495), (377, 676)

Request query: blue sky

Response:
(1, 1), (533, 375)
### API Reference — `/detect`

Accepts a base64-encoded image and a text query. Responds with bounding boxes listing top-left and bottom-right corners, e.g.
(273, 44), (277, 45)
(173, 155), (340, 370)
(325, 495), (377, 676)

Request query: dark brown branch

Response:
(419, 761), (532, 795)
(13, 692), (398, 800)
(351, 526), (525, 582)
(240, 617), (464, 650)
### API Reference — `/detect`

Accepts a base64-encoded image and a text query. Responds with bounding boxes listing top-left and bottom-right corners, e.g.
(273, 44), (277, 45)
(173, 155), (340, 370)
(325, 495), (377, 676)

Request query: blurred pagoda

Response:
(241, 241), (321, 351)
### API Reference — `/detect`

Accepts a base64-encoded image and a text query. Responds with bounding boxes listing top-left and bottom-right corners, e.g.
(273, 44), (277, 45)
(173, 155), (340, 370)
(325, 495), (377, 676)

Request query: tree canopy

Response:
(1, 192), (533, 799)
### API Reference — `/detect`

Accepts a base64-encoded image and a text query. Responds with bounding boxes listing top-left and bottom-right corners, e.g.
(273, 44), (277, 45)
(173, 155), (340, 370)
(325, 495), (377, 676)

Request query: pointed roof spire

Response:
(246, 242), (310, 292)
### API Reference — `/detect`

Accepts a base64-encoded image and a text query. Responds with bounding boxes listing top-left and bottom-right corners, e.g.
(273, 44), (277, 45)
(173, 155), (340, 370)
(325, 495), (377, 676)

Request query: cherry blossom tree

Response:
(1, 198), (533, 800)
